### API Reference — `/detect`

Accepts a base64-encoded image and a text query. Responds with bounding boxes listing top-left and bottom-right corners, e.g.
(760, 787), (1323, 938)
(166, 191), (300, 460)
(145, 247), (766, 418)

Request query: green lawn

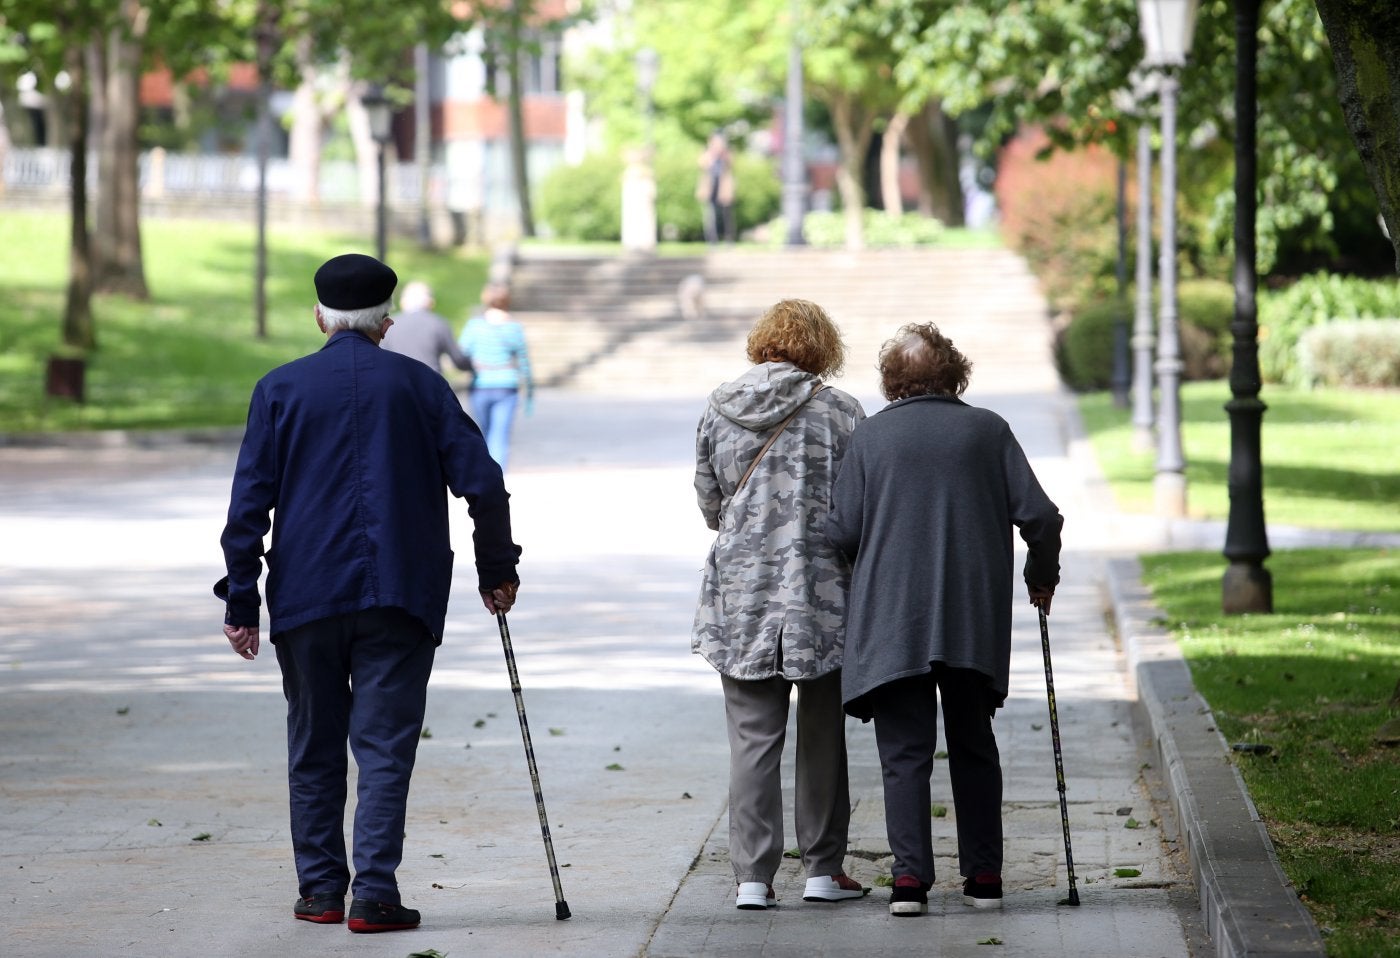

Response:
(0, 212), (488, 432)
(1079, 383), (1400, 533)
(1087, 380), (1400, 952)
(1141, 549), (1400, 958)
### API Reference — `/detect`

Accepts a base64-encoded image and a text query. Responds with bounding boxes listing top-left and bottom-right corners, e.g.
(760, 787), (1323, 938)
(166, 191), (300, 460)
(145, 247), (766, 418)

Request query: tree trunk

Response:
(62, 44), (95, 351)
(504, 4), (535, 238)
(880, 112), (909, 218)
(906, 98), (965, 226)
(414, 42), (433, 248)
(288, 35), (323, 204)
(90, 39), (111, 271)
(0, 82), (10, 197)
(1314, 0), (1400, 269)
(829, 93), (874, 250)
(1313, 0), (1400, 731)
(94, 0), (149, 299)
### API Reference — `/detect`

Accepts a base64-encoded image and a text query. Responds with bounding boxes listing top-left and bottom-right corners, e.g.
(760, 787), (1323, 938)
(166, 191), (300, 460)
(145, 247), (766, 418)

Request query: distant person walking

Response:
(692, 299), (869, 911)
(381, 280), (474, 378)
(696, 132), (736, 245)
(827, 322), (1062, 917)
(458, 283), (533, 471)
(216, 253), (522, 934)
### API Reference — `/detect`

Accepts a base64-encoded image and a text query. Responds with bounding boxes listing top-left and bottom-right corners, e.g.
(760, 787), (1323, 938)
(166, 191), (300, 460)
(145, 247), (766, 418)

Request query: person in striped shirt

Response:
(457, 283), (533, 470)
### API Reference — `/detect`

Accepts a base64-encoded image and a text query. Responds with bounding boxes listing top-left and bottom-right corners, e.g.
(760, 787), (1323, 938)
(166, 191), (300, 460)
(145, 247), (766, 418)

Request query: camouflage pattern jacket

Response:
(692, 362), (866, 681)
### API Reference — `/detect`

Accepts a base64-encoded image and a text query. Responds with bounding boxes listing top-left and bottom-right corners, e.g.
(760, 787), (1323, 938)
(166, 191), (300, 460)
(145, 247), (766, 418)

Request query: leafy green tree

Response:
(474, 2), (589, 238)
(567, 0), (786, 155)
(0, 1), (117, 348)
(802, 0), (905, 247)
(893, 0), (1384, 274)
(1314, 0), (1400, 271)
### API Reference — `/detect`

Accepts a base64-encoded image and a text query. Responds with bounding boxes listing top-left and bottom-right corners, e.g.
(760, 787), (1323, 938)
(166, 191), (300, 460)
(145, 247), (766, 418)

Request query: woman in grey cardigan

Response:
(693, 299), (868, 910)
(827, 322), (1062, 917)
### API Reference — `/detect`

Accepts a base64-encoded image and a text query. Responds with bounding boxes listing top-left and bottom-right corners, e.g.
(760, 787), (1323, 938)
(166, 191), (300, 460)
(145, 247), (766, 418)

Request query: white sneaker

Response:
(803, 874), (870, 902)
(735, 882), (776, 910)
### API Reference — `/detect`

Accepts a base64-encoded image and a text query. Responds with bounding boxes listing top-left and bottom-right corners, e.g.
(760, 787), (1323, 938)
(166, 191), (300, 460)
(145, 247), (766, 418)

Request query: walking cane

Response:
(496, 612), (572, 920)
(1039, 608), (1081, 906)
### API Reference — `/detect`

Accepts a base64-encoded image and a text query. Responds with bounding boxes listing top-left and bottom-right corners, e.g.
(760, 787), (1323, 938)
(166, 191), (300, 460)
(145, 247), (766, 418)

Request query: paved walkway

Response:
(0, 366), (1343, 955)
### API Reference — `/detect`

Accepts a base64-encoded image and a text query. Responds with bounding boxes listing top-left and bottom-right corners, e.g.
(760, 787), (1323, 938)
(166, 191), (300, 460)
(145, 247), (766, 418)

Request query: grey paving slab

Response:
(0, 372), (1341, 957)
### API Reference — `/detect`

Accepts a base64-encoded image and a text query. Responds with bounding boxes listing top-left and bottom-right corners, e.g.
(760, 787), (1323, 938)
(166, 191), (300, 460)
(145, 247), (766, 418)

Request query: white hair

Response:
(399, 281), (434, 313)
(319, 298), (393, 333)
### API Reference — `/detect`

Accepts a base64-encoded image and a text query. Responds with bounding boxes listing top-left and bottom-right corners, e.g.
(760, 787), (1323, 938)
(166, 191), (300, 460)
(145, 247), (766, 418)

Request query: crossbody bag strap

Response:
(734, 384), (827, 493)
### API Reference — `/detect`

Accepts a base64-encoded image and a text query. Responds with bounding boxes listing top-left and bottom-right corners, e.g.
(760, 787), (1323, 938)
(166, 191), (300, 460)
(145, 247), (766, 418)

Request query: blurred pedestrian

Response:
(381, 280), (474, 378)
(827, 322), (1062, 917)
(216, 253), (522, 934)
(696, 132), (736, 245)
(692, 298), (869, 911)
(458, 283), (533, 471)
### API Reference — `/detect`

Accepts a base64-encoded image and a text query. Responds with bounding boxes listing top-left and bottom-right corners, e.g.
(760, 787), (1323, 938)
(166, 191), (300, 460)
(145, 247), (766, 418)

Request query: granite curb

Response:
(1106, 558), (1327, 958)
(0, 426), (243, 448)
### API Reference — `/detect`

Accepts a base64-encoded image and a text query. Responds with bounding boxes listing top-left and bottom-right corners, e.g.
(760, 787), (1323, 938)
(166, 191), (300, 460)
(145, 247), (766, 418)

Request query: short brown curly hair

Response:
(481, 283), (511, 311)
(878, 322), (972, 401)
(745, 299), (846, 378)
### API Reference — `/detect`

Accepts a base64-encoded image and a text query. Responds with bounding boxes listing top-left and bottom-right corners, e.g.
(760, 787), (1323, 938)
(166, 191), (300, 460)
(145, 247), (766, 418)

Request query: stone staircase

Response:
(508, 246), (1056, 398)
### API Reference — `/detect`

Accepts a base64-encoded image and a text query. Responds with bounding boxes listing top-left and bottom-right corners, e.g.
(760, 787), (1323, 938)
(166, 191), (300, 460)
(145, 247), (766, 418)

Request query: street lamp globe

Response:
(363, 85), (394, 146)
(1138, 0), (1200, 66)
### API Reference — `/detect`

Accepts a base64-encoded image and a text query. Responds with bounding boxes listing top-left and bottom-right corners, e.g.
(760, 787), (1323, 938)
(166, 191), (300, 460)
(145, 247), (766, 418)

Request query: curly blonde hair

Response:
(878, 322), (972, 400)
(745, 299), (846, 378)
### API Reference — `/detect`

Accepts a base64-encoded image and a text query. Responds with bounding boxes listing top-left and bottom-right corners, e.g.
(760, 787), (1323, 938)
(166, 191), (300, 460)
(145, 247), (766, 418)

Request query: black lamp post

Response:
(1222, 0), (1272, 613)
(782, 0), (807, 246)
(1137, 0), (1198, 518)
(363, 85), (393, 262)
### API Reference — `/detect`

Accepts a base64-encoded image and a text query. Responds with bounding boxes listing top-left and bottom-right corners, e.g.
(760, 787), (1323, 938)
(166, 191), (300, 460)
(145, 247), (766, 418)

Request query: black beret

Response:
(314, 253), (398, 311)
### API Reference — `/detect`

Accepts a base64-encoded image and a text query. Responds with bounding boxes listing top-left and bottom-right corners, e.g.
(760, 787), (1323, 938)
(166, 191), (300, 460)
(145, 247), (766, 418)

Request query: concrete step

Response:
(505, 246), (1056, 394)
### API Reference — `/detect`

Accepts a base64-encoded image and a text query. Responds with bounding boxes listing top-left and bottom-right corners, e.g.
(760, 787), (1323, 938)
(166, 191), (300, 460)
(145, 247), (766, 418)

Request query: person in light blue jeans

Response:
(458, 284), (533, 470)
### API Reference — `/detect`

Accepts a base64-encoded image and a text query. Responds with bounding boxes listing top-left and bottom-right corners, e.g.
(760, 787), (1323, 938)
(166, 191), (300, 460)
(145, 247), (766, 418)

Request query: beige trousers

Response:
(720, 670), (851, 884)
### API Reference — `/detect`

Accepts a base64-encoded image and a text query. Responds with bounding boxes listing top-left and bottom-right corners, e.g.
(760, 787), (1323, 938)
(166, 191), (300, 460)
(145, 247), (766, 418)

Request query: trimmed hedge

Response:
(760, 209), (946, 248)
(536, 149), (781, 243)
(1056, 278), (1235, 391)
(1297, 320), (1400, 388)
(537, 153), (624, 241)
(1259, 273), (1400, 384)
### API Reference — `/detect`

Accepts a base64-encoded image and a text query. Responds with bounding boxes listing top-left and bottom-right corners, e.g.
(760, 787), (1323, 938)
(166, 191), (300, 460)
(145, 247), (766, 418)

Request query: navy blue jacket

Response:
(218, 329), (521, 640)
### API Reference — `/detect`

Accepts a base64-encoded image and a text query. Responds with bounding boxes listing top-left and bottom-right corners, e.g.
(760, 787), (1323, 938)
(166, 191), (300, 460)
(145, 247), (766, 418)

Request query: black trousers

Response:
(870, 665), (1003, 885)
(275, 607), (436, 903)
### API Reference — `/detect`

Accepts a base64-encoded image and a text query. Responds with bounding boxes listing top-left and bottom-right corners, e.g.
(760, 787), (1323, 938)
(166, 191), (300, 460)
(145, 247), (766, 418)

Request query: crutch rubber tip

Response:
(1058, 892), (1081, 906)
(556, 901), (572, 920)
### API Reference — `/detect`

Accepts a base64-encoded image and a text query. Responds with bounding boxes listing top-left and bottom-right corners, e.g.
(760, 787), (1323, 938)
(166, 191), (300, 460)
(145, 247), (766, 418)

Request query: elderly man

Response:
(216, 253), (521, 934)
(381, 279), (474, 377)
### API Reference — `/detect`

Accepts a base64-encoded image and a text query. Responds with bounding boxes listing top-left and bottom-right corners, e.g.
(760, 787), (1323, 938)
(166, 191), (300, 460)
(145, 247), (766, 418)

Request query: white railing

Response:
(2, 146), (437, 205)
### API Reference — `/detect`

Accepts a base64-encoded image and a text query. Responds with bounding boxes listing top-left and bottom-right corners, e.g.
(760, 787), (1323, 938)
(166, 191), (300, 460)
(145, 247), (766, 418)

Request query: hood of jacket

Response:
(708, 362), (822, 431)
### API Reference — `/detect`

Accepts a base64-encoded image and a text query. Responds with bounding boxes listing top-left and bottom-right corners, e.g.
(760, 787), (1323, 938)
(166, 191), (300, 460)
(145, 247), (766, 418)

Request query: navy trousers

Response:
(869, 666), (1003, 885)
(274, 607), (436, 903)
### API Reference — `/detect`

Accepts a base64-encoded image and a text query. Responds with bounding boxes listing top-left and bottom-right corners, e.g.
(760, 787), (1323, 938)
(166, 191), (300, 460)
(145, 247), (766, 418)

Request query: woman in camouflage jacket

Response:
(692, 299), (869, 910)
